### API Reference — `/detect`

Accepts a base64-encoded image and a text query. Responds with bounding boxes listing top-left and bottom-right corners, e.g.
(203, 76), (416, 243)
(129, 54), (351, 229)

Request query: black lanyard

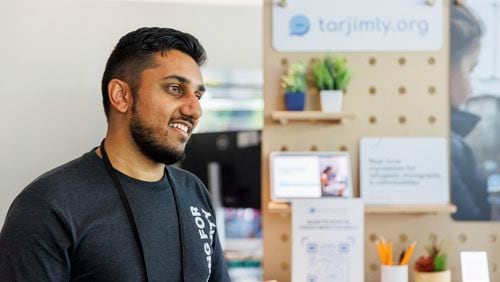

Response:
(99, 139), (185, 282)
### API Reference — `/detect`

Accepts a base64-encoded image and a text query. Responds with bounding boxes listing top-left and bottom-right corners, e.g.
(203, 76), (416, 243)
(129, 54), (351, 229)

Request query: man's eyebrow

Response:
(162, 75), (205, 92)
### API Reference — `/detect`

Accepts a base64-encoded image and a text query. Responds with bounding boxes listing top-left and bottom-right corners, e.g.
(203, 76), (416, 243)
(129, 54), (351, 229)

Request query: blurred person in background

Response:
(450, 3), (491, 220)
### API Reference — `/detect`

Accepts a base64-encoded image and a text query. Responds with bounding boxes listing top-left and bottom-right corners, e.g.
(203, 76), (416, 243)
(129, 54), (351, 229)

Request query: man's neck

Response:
(96, 134), (165, 182)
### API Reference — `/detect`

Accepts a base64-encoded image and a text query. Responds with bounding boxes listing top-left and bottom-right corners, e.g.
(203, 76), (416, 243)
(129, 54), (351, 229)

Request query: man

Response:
(0, 27), (230, 281)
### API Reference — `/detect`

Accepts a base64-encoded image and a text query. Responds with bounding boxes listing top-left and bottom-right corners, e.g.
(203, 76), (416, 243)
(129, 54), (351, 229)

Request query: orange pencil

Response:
(378, 237), (388, 265)
(379, 236), (387, 246)
(375, 241), (386, 264)
(400, 241), (417, 265)
(386, 241), (393, 265)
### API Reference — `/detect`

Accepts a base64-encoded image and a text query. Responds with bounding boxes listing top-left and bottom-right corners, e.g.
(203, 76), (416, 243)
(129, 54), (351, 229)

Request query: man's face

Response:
(129, 50), (204, 165)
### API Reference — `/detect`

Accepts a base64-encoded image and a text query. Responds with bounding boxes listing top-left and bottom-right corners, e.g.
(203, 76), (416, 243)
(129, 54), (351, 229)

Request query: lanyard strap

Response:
(99, 140), (185, 282)
(100, 140), (149, 281)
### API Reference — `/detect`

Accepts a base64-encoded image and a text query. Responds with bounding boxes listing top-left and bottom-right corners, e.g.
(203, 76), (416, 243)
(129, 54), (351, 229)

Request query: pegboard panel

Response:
(261, 0), (499, 281)
(364, 214), (500, 282)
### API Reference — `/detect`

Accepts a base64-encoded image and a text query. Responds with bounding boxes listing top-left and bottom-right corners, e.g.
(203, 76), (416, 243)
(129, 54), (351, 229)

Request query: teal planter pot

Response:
(284, 92), (305, 111)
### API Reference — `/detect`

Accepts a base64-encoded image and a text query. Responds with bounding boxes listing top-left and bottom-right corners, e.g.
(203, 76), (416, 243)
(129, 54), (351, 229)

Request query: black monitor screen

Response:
(180, 130), (261, 209)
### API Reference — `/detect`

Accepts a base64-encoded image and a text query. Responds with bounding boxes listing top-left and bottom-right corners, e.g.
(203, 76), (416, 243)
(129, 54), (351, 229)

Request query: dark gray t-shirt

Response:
(0, 149), (230, 282)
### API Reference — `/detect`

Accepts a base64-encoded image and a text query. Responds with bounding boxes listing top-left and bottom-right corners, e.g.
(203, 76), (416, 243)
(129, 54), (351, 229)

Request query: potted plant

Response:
(414, 241), (451, 282)
(281, 61), (307, 111)
(311, 56), (352, 113)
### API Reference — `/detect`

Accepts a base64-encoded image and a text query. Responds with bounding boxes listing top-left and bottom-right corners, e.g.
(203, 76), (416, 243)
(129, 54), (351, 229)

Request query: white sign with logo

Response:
(360, 137), (449, 204)
(272, 0), (443, 52)
(292, 199), (364, 282)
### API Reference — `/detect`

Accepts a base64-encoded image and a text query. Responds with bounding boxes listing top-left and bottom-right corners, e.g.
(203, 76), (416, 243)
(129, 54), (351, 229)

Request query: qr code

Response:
(305, 241), (350, 282)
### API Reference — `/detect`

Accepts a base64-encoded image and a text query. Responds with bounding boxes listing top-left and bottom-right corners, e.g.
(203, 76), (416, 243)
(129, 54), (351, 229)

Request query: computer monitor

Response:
(180, 130), (261, 209)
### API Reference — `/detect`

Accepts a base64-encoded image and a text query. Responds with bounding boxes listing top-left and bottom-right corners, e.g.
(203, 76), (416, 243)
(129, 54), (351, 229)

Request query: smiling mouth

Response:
(170, 122), (188, 133)
(169, 121), (193, 138)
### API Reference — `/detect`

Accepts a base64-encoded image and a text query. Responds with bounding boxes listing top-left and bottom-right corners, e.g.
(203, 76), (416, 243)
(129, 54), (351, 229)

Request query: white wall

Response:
(0, 0), (262, 224)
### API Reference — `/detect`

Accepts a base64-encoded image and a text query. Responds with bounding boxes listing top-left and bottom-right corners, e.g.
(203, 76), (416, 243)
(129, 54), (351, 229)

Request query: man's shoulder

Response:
(167, 165), (199, 178)
(167, 166), (212, 201)
(167, 165), (209, 193)
(167, 165), (203, 184)
(21, 150), (104, 204)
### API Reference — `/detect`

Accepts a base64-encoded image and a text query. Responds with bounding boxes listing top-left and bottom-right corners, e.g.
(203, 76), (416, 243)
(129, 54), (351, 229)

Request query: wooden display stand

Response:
(261, 0), (499, 281)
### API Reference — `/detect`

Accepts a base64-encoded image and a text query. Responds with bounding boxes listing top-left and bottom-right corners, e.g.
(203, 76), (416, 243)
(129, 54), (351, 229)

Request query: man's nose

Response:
(180, 92), (202, 120)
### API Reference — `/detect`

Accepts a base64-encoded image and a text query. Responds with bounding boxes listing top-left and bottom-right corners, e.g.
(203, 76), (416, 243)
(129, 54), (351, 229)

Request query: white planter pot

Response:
(319, 90), (343, 113)
(414, 269), (451, 282)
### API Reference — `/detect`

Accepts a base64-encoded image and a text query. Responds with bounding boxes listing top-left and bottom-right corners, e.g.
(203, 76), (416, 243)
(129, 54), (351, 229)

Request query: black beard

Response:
(129, 111), (185, 165)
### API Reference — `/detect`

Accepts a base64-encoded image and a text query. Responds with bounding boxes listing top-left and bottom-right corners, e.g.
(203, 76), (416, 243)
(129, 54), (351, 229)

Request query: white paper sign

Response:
(270, 152), (353, 201)
(272, 0), (443, 52)
(292, 199), (364, 282)
(360, 137), (449, 204)
(273, 155), (322, 198)
(460, 251), (490, 282)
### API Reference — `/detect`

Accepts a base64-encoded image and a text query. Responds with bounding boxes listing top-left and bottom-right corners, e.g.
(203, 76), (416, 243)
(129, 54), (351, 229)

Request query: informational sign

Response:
(272, 0), (443, 52)
(360, 137), (449, 204)
(292, 199), (364, 282)
(460, 251), (490, 282)
(270, 152), (353, 201)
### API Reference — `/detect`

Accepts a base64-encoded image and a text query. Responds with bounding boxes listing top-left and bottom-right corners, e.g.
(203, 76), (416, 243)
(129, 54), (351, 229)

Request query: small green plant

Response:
(311, 56), (352, 91)
(281, 61), (307, 93)
(414, 241), (448, 272)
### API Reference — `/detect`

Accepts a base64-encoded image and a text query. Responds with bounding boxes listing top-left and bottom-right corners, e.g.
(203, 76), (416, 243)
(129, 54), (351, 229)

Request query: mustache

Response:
(170, 115), (195, 125)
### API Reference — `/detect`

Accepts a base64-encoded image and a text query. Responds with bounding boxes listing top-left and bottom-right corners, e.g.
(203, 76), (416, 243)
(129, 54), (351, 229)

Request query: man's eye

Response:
(168, 85), (183, 94)
(195, 92), (203, 100)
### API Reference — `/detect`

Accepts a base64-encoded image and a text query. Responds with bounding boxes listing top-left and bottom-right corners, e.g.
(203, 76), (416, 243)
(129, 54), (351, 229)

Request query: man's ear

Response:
(108, 79), (133, 114)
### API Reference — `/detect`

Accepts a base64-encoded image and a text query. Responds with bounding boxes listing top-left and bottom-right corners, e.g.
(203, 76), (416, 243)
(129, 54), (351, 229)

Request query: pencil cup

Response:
(381, 264), (408, 282)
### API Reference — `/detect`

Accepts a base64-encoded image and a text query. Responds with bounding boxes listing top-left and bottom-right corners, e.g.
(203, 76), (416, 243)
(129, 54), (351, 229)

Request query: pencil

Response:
(375, 241), (386, 264)
(400, 241), (417, 265)
(387, 241), (393, 265)
(399, 249), (406, 265)
(379, 237), (387, 262)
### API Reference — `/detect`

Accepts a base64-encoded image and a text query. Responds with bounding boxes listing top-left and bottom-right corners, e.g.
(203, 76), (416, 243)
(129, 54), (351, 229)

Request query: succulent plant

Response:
(415, 256), (434, 272)
(281, 61), (307, 93)
(434, 253), (447, 272)
(311, 56), (352, 91)
(414, 242), (448, 272)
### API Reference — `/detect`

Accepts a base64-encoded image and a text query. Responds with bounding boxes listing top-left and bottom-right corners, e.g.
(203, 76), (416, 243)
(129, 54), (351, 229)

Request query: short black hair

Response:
(101, 27), (207, 118)
(450, 4), (483, 66)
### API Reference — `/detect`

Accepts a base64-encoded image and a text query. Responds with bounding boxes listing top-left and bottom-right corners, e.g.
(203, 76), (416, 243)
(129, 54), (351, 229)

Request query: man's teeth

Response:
(171, 123), (188, 133)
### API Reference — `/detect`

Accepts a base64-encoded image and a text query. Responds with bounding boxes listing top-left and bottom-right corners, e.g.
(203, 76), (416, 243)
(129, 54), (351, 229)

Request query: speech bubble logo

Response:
(289, 14), (310, 36)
